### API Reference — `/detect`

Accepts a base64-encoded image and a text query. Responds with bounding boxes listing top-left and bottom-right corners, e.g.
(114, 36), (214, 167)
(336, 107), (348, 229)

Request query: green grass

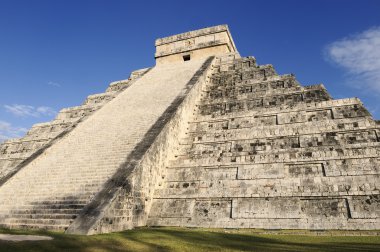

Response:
(0, 227), (379, 252)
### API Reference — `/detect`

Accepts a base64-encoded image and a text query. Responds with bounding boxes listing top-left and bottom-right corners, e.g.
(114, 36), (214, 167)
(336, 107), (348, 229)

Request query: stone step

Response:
(198, 85), (331, 109)
(197, 93), (333, 117)
(10, 172), (113, 178)
(183, 129), (379, 151)
(0, 188), (99, 195)
(0, 195), (95, 201)
(8, 203), (86, 210)
(153, 176), (379, 199)
(165, 157), (380, 179)
(5, 213), (78, 220)
(3, 217), (73, 226)
(202, 85), (328, 104)
(192, 98), (365, 123)
(7, 175), (110, 182)
(168, 144), (380, 167)
(55, 109), (95, 121)
(205, 74), (295, 92)
(11, 208), (81, 215)
(11, 181), (107, 187)
(175, 141), (380, 159)
(25, 199), (89, 205)
(0, 204), (88, 210)
(106, 79), (131, 92)
(211, 64), (277, 83)
(153, 188), (380, 199)
(188, 117), (375, 136)
(1, 223), (68, 231)
(83, 92), (115, 106)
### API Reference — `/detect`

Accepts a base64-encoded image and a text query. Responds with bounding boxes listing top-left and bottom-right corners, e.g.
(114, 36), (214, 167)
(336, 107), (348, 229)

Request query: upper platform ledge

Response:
(155, 25), (239, 65)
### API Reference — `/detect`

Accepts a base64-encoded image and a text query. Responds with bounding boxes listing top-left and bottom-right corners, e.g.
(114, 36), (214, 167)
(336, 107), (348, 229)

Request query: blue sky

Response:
(1, 0), (380, 142)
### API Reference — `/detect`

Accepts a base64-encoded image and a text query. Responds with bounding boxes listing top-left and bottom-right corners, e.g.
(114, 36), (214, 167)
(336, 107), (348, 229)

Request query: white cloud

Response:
(35, 106), (56, 116)
(4, 104), (57, 118)
(0, 121), (27, 143)
(325, 26), (380, 93)
(47, 81), (61, 87)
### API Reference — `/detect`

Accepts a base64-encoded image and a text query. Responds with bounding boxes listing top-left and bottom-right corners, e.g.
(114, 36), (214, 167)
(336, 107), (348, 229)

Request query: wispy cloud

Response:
(325, 26), (380, 93)
(47, 81), (61, 87)
(4, 104), (56, 118)
(0, 121), (27, 143)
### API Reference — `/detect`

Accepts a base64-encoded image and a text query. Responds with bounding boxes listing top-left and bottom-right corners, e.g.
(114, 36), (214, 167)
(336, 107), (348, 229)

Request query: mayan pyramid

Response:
(0, 25), (379, 235)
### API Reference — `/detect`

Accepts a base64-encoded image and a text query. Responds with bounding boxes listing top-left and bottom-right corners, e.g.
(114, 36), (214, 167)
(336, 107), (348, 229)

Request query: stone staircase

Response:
(0, 59), (209, 232)
(0, 68), (149, 185)
(147, 55), (380, 230)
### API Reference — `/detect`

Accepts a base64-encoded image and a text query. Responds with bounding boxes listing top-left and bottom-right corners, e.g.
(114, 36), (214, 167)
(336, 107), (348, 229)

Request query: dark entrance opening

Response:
(183, 55), (191, 61)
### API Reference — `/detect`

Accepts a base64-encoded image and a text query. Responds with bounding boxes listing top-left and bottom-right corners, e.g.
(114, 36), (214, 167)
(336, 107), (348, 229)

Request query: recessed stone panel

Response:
(285, 163), (325, 177)
(306, 109), (333, 122)
(332, 104), (371, 119)
(248, 137), (299, 153)
(300, 198), (348, 218)
(326, 158), (380, 176)
(149, 199), (194, 218)
(277, 111), (306, 124)
(166, 166), (238, 181)
(349, 195), (380, 219)
(238, 164), (284, 179)
(193, 199), (231, 222)
(341, 130), (378, 144)
(232, 198), (301, 219)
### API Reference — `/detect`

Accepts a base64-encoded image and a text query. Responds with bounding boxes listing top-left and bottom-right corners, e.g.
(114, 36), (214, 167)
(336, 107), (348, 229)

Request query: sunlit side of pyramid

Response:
(0, 25), (379, 235)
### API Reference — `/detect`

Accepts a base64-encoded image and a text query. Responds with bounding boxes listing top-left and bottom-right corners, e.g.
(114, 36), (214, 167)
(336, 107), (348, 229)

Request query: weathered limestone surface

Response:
(0, 58), (210, 232)
(0, 25), (379, 233)
(155, 25), (237, 65)
(67, 57), (214, 234)
(0, 68), (149, 186)
(147, 54), (380, 230)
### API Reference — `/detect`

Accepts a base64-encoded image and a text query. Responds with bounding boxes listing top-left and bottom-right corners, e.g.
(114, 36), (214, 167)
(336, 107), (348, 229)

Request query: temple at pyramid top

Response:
(155, 24), (239, 64)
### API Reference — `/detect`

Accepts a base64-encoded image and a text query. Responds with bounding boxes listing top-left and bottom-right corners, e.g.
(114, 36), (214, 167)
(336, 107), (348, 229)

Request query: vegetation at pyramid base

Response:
(1, 227), (380, 252)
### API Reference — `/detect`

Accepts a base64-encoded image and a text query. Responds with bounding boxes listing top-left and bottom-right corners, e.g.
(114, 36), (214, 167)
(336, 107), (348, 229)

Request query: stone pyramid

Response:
(0, 25), (379, 235)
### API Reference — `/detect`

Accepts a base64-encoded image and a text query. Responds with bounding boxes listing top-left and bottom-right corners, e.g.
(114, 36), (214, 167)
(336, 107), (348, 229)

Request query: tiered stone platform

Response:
(147, 54), (380, 230)
(0, 25), (378, 234)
